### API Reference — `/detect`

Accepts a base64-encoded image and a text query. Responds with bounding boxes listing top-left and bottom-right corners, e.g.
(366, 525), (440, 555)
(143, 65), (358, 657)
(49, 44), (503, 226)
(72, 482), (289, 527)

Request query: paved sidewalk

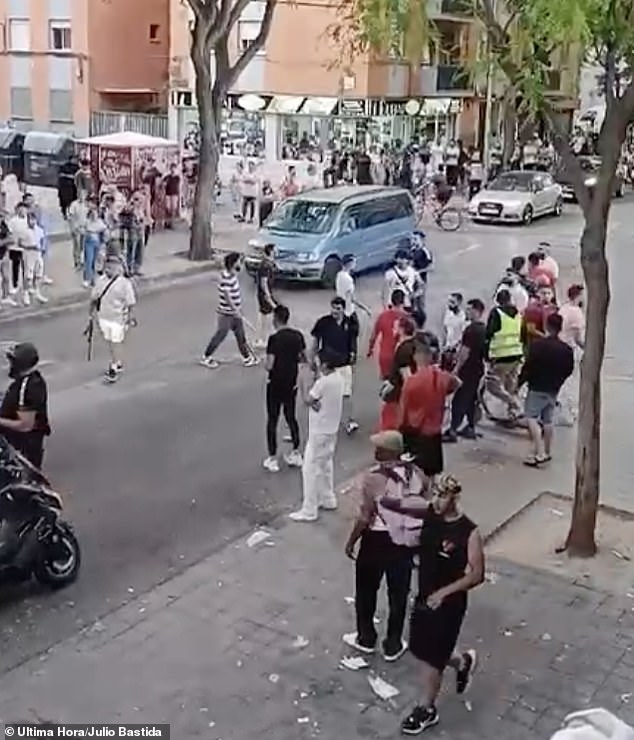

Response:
(0, 207), (257, 319)
(0, 456), (631, 738)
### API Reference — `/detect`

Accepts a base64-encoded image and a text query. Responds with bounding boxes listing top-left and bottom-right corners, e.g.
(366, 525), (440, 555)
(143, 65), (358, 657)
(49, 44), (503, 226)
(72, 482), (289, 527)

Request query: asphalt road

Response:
(0, 201), (631, 674)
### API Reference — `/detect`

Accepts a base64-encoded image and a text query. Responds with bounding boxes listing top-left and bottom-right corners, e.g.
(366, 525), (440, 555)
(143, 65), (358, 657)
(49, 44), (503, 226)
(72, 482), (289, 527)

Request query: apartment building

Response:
(168, 0), (580, 157)
(0, 0), (169, 136)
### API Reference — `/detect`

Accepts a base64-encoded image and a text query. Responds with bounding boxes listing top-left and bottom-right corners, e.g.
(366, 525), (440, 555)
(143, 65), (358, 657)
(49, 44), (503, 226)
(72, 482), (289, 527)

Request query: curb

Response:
(0, 261), (219, 326)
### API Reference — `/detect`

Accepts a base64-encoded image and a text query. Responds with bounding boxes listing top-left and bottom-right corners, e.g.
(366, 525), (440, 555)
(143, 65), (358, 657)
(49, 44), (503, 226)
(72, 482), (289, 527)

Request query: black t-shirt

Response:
(518, 336), (574, 395)
(0, 371), (51, 451)
(164, 174), (180, 196)
(267, 328), (306, 389)
(355, 154), (372, 185)
(388, 338), (417, 400)
(311, 315), (358, 367)
(459, 320), (487, 378)
(256, 260), (275, 307)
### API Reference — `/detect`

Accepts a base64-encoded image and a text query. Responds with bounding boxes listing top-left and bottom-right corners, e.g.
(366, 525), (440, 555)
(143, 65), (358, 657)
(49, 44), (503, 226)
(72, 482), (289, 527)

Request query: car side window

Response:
(339, 204), (363, 234)
(542, 175), (554, 187)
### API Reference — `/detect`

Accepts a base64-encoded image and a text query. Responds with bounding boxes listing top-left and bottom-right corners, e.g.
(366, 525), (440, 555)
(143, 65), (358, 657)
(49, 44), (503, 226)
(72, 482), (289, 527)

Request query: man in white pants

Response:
(289, 352), (344, 522)
(91, 257), (136, 383)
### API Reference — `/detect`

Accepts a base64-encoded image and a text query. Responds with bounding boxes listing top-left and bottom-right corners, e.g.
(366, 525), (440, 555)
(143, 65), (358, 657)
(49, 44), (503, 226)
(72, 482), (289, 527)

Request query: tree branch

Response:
(224, 0), (277, 90)
(187, 0), (206, 20)
(225, 0), (256, 37)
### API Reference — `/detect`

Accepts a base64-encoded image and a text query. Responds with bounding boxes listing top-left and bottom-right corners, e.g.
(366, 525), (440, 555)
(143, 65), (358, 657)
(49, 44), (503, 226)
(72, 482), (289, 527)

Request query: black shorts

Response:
(402, 430), (443, 477)
(409, 597), (466, 670)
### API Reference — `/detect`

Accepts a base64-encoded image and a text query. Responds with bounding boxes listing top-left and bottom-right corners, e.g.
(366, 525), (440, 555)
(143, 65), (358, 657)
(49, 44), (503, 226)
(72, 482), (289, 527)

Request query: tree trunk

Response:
(189, 56), (221, 261)
(564, 218), (610, 556)
(501, 92), (516, 168)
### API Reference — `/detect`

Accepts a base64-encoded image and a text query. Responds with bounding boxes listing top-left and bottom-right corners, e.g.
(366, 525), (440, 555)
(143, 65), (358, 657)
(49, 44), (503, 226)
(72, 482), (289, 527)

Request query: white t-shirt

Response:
(384, 266), (418, 308)
(308, 372), (344, 435)
(91, 274), (136, 324)
(559, 302), (585, 348)
(335, 270), (355, 316)
(496, 283), (529, 314)
(443, 308), (467, 349)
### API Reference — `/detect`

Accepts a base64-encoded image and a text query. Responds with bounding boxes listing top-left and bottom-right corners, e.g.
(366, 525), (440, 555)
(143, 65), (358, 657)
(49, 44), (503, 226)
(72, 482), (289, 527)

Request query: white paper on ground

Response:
(368, 674), (399, 700)
(340, 656), (369, 671)
(246, 530), (271, 548)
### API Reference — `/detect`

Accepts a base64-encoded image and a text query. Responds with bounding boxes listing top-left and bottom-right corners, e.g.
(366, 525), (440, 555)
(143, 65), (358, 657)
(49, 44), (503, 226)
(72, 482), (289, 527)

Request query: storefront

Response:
(169, 89), (477, 177)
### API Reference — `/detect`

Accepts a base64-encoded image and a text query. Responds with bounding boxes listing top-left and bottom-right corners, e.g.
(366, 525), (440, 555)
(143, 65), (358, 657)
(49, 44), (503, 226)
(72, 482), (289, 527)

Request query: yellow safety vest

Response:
(489, 309), (522, 359)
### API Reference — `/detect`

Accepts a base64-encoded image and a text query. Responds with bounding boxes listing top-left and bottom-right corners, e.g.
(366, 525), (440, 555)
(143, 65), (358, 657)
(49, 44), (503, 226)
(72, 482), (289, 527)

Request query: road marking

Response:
(445, 243), (482, 260)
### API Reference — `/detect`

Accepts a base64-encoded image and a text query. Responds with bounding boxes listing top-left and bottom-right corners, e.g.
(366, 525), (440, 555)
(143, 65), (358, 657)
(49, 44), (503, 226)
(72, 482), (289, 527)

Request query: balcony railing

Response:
(440, 0), (473, 14)
(545, 70), (562, 91)
(437, 64), (470, 91)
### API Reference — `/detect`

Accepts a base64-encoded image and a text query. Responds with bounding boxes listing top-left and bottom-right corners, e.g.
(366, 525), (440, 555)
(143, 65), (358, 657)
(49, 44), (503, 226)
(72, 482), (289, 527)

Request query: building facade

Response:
(168, 0), (580, 158)
(0, 0), (169, 136)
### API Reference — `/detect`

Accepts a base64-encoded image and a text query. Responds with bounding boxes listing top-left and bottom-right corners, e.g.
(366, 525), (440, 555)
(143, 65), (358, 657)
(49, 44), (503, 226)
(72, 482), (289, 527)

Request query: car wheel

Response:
(522, 205), (534, 225)
(321, 256), (341, 289)
(553, 198), (563, 216)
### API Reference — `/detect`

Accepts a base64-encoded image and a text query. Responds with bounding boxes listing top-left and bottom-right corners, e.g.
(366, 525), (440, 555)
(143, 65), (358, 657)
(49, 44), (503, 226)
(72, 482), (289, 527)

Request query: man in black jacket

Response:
(519, 312), (574, 467)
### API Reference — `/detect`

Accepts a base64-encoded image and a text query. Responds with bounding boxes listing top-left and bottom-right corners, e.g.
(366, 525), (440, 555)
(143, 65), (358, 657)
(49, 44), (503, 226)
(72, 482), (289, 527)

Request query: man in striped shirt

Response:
(200, 251), (259, 369)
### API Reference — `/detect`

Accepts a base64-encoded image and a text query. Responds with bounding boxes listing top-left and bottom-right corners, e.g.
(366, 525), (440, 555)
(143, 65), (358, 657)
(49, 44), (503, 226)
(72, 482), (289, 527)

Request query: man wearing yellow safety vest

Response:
(485, 288), (523, 417)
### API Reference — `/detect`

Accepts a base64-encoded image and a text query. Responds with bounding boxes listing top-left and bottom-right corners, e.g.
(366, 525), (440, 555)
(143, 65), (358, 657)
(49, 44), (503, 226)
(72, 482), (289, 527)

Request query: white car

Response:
(468, 171), (563, 225)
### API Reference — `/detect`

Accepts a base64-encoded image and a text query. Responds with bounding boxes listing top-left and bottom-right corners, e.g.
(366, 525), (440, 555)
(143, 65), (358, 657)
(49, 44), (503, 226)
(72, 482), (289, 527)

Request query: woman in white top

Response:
(556, 284), (585, 426)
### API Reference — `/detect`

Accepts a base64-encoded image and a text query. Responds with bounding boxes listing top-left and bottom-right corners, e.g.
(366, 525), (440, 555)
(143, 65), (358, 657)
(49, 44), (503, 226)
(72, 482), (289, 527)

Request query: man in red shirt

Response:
(527, 252), (554, 289)
(399, 338), (461, 488)
(522, 283), (557, 350)
(367, 289), (406, 379)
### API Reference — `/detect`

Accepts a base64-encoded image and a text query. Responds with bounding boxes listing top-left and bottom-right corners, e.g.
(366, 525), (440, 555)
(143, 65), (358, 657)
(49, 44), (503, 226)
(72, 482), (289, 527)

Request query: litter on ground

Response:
(292, 635), (310, 649)
(340, 656), (369, 671)
(368, 675), (399, 700)
(246, 530), (272, 548)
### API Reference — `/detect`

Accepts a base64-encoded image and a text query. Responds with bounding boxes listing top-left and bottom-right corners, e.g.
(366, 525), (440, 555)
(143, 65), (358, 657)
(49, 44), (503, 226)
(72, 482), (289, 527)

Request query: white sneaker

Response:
(22, 292), (30, 306)
(263, 456), (280, 473)
(284, 450), (303, 468)
(42, 276), (54, 285)
(243, 355), (260, 367)
(199, 356), (219, 369)
(383, 640), (408, 662)
(82, 281), (90, 289)
(1, 297), (17, 307)
(34, 291), (48, 304)
(346, 420), (360, 435)
(342, 632), (376, 654)
(288, 510), (318, 522)
(319, 499), (338, 511)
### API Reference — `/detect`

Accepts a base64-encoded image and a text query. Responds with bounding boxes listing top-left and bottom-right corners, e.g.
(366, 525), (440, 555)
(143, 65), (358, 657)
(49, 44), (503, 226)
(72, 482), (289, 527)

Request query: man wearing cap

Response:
(343, 430), (418, 661)
(90, 256), (137, 383)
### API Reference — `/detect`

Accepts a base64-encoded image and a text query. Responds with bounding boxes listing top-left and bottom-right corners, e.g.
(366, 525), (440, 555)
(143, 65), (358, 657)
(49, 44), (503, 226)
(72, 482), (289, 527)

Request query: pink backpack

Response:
(375, 465), (424, 548)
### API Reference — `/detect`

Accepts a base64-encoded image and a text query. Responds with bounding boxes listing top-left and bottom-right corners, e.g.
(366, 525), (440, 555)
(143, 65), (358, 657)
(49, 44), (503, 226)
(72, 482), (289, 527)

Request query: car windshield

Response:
(266, 200), (337, 234)
(489, 174), (533, 192)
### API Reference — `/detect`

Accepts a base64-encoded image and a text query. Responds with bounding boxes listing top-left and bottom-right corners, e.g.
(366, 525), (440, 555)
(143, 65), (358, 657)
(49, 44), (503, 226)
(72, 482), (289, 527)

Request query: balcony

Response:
(545, 70), (562, 92)
(437, 64), (470, 92)
(419, 64), (472, 95)
(367, 61), (410, 98)
(427, 0), (475, 19)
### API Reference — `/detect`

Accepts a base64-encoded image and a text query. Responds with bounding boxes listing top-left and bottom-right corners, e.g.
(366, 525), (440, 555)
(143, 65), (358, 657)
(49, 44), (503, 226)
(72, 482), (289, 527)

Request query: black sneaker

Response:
(442, 429), (458, 443)
(456, 649), (477, 694)
(104, 367), (118, 383)
(401, 706), (439, 735)
(458, 426), (477, 440)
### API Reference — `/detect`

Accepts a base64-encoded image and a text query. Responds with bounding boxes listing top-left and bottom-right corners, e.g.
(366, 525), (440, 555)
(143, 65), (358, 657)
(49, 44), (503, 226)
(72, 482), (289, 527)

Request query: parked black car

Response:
(554, 156), (624, 201)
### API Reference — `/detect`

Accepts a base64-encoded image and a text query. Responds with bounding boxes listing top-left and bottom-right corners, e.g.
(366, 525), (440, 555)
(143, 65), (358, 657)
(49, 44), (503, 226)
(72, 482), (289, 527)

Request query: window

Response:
(10, 87), (32, 119)
(149, 24), (160, 43)
(49, 20), (72, 50)
(8, 19), (30, 51)
(238, 20), (262, 52)
(49, 90), (73, 122)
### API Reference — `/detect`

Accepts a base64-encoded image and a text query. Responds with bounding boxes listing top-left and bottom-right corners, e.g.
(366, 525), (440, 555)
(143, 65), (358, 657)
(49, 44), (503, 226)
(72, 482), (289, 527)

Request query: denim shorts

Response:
(524, 390), (557, 425)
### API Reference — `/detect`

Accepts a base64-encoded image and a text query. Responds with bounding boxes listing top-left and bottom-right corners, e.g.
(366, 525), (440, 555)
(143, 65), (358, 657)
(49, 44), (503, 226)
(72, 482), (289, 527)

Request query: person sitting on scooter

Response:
(0, 343), (50, 469)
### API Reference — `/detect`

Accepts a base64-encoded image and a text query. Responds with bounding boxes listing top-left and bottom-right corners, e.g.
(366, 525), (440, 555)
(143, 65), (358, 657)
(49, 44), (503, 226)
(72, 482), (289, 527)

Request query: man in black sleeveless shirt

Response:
(381, 473), (485, 735)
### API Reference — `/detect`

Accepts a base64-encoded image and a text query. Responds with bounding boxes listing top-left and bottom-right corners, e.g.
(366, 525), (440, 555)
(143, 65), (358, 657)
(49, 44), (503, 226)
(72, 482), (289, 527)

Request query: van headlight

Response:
(248, 239), (264, 249)
(295, 252), (317, 263)
(584, 176), (597, 186)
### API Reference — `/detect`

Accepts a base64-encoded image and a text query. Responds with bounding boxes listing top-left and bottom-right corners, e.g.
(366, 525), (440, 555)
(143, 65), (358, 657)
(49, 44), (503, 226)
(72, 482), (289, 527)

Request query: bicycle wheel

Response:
(437, 206), (462, 232)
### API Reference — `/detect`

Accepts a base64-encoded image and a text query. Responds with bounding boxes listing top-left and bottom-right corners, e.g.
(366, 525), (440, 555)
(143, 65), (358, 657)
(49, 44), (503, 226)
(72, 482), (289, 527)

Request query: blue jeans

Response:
(124, 229), (144, 273)
(83, 236), (100, 285)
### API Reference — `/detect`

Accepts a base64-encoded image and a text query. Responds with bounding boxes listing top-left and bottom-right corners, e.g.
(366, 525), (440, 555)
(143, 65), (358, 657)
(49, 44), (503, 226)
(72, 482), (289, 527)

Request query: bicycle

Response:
(414, 187), (463, 232)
